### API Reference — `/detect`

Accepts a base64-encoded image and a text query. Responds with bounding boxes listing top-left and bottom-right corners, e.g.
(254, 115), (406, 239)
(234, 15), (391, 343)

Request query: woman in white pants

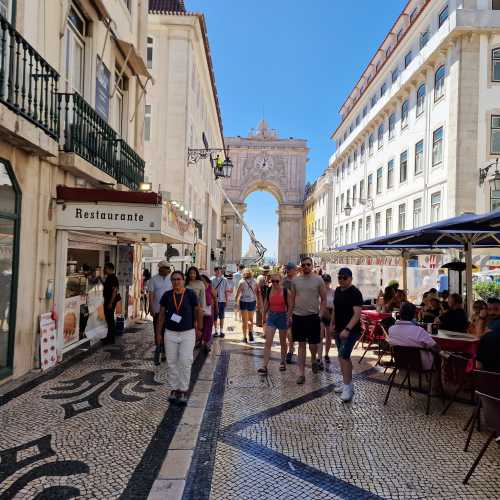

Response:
(155, 271), (203, 405)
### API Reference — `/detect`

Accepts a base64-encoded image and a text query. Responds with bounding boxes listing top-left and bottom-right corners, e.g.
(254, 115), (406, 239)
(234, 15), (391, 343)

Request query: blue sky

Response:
(188, 0), (408, 259)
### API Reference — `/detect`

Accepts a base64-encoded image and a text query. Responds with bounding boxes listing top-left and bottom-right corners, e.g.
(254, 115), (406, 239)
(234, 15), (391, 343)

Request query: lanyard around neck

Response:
(173, 289), (186, 314)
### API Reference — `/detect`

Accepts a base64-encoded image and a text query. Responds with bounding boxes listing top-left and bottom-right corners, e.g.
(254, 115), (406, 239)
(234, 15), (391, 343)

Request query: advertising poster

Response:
(84, 280), (107, 340)
(63, 295), (84, 347)
(39, 313), (57, 370)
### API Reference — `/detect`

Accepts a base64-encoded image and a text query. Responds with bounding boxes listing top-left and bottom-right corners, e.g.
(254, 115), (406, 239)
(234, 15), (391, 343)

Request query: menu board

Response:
(63, 295), (85, 347)
(40, 313), (57, 370)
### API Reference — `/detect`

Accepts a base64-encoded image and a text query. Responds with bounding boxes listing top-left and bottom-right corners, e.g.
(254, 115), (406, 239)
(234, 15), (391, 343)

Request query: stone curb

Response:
(147, 344), (219, 500)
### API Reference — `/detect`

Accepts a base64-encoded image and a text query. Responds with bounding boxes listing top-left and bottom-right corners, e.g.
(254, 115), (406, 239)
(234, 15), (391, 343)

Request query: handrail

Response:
(57, 92), (144, 191)
(0, 15), (59, 139)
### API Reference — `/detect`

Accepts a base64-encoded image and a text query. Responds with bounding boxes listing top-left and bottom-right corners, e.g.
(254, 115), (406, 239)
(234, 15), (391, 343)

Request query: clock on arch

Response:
(255, 155), (273, 171)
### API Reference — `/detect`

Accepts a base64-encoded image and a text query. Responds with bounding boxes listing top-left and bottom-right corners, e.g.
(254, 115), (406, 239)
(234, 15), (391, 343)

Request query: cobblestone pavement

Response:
(183, 313), (500, 500)
(0, 322), (204, 500)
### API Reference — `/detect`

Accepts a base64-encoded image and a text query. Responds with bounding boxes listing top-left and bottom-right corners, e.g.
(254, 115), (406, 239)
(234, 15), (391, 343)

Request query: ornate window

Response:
(416, 84), (426, 116)
(434, 65), (446, 101)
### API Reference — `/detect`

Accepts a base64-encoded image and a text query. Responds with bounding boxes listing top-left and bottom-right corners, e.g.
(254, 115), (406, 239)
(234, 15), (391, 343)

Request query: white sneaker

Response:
(340, 384), (354, 402)
(334, 383), (344, 394)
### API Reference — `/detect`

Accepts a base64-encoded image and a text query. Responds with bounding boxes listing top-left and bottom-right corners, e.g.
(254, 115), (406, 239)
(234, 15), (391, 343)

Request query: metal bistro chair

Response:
(375, 324), (394, 372)
(463, 391), (500, 484)
(383, 345), (436, 415)
(440, 352), (472, 416)
(463, 370), (500, 452)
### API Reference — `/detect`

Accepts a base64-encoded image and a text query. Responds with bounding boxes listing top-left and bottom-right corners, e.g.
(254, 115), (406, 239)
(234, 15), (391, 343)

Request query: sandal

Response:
(257, 367), (268, 375)
(279, 362), (286, 372)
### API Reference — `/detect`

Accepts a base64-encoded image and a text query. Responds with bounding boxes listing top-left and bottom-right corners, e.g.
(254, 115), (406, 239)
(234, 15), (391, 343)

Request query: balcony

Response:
(0, 15), (59, 140)
(58, 92), (145, 191)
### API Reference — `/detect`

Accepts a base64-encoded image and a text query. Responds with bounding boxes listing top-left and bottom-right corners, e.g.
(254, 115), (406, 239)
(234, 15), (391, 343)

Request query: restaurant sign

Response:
(56, 202), (161, 233)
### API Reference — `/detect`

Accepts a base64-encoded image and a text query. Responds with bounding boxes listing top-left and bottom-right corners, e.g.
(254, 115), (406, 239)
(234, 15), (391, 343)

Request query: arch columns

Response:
(223, 202), (246, 264)
(277, 204), (303, 264)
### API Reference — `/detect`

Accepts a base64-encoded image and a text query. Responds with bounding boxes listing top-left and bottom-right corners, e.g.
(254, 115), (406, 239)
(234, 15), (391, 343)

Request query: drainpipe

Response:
(11, 0), (16, 28)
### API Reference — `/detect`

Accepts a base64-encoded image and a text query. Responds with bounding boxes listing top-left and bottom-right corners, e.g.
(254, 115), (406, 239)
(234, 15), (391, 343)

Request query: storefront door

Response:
(0, 160), (20, 380)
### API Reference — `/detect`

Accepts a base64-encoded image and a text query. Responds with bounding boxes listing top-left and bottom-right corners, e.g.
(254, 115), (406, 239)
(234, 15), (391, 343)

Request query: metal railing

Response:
(0, 16), (59, 139)
(58, 92), (144, 191)
(116, 139), (146, 192)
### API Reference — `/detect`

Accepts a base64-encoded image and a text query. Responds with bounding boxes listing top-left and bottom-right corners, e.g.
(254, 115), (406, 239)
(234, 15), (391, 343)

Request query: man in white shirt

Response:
(212, 267), (230, 338)
(148, 261), (172, 365)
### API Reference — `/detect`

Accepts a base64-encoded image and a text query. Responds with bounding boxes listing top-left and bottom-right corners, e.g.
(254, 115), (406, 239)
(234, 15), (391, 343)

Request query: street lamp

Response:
(479, 158), (500, 188)
(344, 199), (374, 216)
(187, 147), (234, 180)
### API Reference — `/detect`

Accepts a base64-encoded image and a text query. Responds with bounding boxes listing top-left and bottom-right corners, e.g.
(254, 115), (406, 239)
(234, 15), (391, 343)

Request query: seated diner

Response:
(435, 293), (468, 333)
(388, 302), (440, 370)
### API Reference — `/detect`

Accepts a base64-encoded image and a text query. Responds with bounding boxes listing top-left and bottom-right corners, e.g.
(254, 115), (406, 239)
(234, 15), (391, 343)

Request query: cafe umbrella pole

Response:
(464, 238), (474, 318)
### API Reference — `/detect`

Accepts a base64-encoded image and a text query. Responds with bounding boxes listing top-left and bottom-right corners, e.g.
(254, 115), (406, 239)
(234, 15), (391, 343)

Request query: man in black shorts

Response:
(288, 257), (327, 384)
(331, 267), (363, 402)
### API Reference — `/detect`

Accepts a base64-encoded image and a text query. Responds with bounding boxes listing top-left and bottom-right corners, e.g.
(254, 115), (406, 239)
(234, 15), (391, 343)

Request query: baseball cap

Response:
(158, 261), (170, 269)
(286, 262), (297, 271)
(338, 267), (353, 277)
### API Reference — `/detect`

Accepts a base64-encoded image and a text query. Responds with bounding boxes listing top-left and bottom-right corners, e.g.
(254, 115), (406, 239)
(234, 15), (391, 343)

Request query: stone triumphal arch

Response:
(222, 121), (308, 265)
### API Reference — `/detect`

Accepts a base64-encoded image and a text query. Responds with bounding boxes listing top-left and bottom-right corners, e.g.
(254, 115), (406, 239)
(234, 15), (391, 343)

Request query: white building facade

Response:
(330, 0), (500, 250)
(303, 173), (333, 257)
(146, 0), (224, 272)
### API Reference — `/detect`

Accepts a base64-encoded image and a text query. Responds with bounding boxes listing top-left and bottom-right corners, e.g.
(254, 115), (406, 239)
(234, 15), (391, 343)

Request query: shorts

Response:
(292, 314), (321, 344)
(217, 301), (226, 320)
(239, 300), (256, 312)
(335, 331), (360, 360)
(266, 311), (288, 331)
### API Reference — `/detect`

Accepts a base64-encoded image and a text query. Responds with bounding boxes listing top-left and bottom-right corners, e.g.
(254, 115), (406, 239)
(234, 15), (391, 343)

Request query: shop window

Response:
(494, 0), (500, 10)
(0, 160), (20, 379)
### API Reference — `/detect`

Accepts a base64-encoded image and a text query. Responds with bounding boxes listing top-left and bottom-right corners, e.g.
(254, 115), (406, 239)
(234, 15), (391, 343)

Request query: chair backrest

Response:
(476, 391), (500, 433)
(474, 370), (500, 399)
(392, 345), (424, 372)
(442, 353), (470, 385)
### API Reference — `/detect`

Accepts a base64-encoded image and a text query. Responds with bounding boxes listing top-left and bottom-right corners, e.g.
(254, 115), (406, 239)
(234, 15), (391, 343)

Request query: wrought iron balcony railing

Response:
(58, 92), (145, 191)
(0, 16), (59, 139)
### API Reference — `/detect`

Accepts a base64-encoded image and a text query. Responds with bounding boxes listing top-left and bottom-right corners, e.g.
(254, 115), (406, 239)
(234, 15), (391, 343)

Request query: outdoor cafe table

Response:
(431, 330), (480, 372)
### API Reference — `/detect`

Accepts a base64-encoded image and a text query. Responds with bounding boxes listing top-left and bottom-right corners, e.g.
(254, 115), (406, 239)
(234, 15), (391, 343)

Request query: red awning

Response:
(56, 186), (160, 205)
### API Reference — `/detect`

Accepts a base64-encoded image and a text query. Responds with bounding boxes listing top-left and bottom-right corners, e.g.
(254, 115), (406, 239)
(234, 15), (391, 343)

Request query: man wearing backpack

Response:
(258, 273), (290, 374)
(211, 267), (230, 338)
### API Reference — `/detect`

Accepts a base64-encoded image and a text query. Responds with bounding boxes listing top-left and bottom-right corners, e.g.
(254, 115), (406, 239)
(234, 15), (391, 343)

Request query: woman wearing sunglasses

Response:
(258, 273), (290, 374)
